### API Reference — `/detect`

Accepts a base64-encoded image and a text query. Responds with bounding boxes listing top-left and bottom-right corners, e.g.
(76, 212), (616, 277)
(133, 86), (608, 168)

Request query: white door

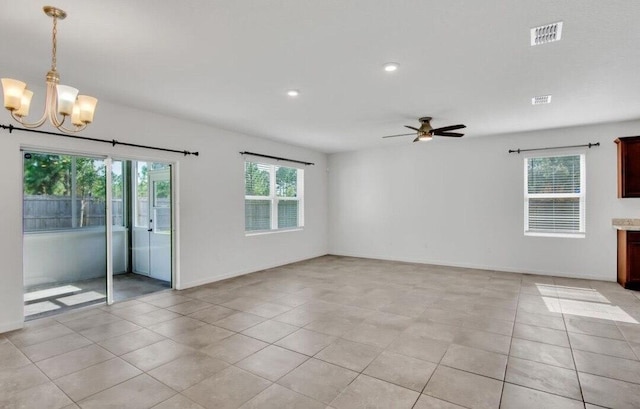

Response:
(132, 163), (171, 283)
(148, 169), (171, 281)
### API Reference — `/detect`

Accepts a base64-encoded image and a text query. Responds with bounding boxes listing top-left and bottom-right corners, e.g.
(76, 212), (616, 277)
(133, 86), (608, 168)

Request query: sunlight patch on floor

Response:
(24, 301), (60, 316)
(24, 285), (82, 302)
(536, 283), (639, 324)
(58, 291), (106, 306)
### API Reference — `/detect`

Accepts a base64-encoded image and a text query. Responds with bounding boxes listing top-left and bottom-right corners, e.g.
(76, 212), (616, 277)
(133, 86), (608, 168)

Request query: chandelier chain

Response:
(51, 16), (58, 71)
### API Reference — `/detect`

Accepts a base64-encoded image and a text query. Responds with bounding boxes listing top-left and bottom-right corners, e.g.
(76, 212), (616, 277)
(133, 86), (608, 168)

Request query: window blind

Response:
(525, 154), (585, 236)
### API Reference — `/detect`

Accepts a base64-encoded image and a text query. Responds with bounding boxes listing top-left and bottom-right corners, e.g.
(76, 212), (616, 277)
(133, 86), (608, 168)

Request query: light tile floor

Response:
(3, 255), (640, 408)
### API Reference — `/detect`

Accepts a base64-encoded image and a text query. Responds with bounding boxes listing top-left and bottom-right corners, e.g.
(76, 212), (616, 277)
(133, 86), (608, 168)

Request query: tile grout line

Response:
(498, 276), (524, 409)
(563, 294), (587, 406)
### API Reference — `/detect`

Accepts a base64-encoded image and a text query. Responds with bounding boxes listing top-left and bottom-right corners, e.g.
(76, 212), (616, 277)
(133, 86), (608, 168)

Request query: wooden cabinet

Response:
(618, 230), (640, 289)
(616, 136), (640, 197)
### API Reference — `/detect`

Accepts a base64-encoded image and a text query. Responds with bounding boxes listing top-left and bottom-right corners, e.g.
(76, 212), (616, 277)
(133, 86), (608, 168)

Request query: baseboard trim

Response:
(327, 251), (616, 282)
(179, 250), (615, 289)
(179, 253), (329, 289)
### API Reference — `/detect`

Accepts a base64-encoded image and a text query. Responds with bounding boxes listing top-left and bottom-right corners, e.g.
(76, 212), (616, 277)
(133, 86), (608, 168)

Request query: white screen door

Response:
(132, 162), (171, 282)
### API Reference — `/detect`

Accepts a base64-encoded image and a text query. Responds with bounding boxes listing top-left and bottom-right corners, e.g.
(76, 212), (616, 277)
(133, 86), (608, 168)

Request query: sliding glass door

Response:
(23, 153), (173, 318)
(23, 151), (108, 319)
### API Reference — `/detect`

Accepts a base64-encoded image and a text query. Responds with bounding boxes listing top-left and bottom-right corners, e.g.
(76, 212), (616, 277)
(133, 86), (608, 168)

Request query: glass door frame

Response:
(20, 144), (179, 310)
(21, 149), (110, 315)
(108, 157), (177, 303)
(105, 158), (114, 304)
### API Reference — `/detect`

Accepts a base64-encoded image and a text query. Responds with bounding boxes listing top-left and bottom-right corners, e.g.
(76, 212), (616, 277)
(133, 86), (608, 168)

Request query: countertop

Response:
(612, 218), (640, 231)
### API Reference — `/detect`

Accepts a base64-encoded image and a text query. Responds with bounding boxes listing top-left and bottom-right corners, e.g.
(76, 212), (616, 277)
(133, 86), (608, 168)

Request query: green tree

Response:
(137, 164), (149, 198)
(23, 153), (72, 195)
(24, 154), (106, 199)
(245, 162), (270, 196)
(276, 166), (297, 197)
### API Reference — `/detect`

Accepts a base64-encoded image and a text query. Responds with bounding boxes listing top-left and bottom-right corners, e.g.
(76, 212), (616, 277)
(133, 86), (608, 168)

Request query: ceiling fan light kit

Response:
(1, 6), (98, 133)
(382, 116), (466, 143)
(416, 134), (433, 142)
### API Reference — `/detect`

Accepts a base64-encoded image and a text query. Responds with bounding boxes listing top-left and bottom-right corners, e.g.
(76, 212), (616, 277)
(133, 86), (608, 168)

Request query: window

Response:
(245, 161), (304, 232)
(23, 152), (120, 232)
(524, 154), (585, 237)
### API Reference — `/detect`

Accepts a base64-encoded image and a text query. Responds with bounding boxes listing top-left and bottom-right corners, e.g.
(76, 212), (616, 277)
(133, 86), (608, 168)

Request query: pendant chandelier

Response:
(1, 6), (97, 133)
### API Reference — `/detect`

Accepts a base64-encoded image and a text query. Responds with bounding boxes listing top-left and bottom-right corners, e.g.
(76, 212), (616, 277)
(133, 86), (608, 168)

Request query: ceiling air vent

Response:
(531, 95), (552, 105)
(530, 21), (563, 46)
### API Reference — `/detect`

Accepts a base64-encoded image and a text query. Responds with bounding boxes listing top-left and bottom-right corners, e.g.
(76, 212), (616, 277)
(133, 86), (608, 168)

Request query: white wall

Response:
(23, 228), (127, 288)
(328, 120), (640, 281)
(0, 97), (328, 333)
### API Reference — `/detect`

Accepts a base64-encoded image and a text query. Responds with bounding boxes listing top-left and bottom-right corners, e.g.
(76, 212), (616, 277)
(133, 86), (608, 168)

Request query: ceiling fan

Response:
(382, 117), (466, 142)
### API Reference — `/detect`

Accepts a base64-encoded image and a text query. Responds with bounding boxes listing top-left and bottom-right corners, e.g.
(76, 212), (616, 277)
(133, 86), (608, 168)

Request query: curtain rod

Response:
(508, 142), (600, 154)
(0, 124), (199, 156)
(239, 151), (314, 166)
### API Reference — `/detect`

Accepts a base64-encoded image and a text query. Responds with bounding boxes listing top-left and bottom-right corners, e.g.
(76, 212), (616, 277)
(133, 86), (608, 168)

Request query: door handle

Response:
(147, 228), (153, 232)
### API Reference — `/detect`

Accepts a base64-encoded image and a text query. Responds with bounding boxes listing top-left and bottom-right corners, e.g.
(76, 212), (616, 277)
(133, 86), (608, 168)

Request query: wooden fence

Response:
(23, 195), (125, 231)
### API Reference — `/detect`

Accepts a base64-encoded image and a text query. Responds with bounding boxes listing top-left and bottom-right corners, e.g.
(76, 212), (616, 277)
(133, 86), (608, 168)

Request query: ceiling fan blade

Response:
(413, 136), (421, 142)
(405, 126), (420, 131)
(434, 132), (464, 137)
(382, 133), (416, 139)
(432, 124), (466, 133)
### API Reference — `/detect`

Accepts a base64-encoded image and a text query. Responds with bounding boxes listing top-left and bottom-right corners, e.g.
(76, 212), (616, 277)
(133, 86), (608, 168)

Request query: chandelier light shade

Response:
(1, 6), (97, 133)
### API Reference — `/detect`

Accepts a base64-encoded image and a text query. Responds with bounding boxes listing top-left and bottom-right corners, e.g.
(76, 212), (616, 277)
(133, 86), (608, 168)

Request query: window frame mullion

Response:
(270, 165), (278, 230)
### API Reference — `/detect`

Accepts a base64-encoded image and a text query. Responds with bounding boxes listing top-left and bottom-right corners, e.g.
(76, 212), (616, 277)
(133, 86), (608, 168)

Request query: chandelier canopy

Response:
(1, 6), (97, 133)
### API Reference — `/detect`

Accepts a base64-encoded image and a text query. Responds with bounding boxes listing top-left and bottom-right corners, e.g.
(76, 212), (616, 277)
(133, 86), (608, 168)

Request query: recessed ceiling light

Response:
(532, 95), (552, 105)
(383, 62), (399, 72)
(530, 21), (563, 46)
(287, 89), (300, 97)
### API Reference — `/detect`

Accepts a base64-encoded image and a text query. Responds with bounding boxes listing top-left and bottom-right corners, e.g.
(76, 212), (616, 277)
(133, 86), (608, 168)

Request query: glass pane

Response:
(112, 160), (124, 226)
(245, 162), (271, 196)
(276, 166), (297, 197)
(136, 162), (148, 227)
(278, 200), (298, 228)
(23, 152), (107, 320)
(154, 207), (171, 233)
(23, 153), (72, 231)
(528, 197), (580, 232)
(74, 157), (106, 228)
(23, 153), (107, 231)
(245, 199), (271, 231)
(527, 155), (581, 194)
(153, 180), (170, 207)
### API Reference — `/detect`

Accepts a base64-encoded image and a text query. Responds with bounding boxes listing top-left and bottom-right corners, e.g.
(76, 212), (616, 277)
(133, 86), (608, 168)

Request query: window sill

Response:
(245, 227), (304, 237)
(525, 231), (585, 239)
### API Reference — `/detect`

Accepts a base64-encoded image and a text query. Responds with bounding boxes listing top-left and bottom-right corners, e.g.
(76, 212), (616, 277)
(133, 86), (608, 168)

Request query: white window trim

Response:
(523, 153), (586, 238)
(244, 162), (304, 234)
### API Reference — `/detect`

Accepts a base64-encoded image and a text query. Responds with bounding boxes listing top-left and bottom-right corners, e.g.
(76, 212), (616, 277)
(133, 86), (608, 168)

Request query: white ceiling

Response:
(1, 1), (639, 153)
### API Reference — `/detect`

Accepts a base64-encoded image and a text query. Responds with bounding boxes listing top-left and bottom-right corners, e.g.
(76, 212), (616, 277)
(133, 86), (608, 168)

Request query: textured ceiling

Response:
(1, 1), (639, 153)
